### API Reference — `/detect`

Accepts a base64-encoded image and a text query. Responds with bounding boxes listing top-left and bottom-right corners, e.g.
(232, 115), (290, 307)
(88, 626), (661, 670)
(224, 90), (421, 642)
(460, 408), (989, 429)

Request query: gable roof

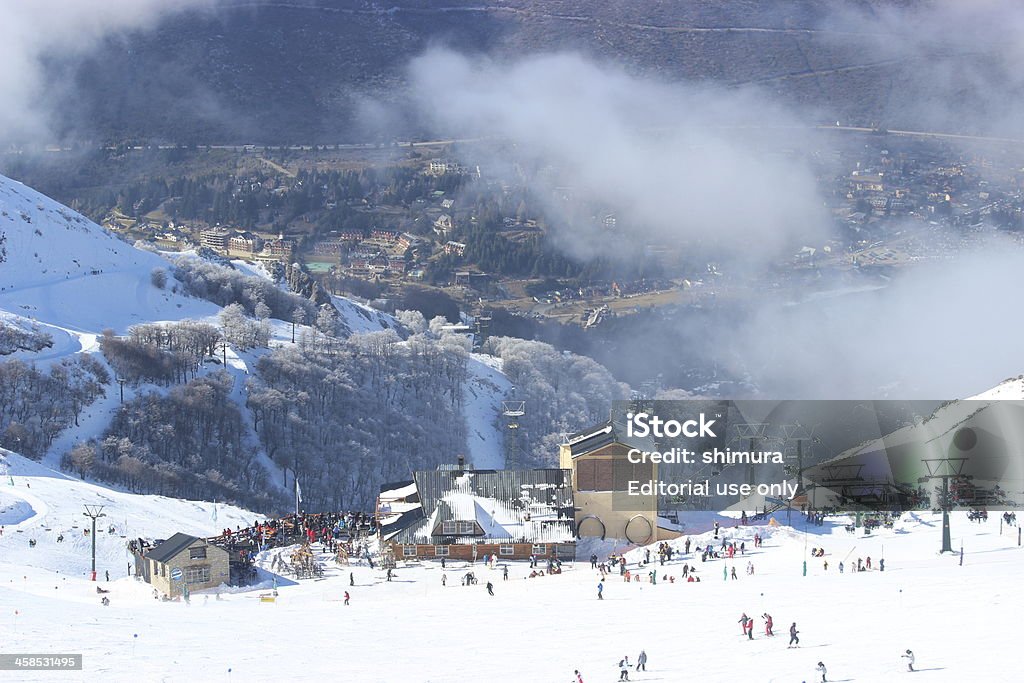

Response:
(391, 468), (576, 545)
(565, 415), (657, 457)
(146, 533), (201, 564)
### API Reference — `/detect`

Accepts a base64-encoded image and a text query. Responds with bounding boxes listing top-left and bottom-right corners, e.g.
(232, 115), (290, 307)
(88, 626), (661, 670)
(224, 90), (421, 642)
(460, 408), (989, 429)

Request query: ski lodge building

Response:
(134, 533), (230, 598)
(560, 417), (675, 545)
(377, 460), (577, 562)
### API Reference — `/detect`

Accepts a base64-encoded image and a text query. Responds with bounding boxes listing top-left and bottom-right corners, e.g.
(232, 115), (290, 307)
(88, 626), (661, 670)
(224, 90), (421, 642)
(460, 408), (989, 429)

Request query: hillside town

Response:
(65, 130), (1023, 336)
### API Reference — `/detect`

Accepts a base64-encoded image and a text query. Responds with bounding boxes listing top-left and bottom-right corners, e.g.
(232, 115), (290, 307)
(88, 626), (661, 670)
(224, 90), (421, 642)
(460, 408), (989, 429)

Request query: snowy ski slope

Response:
(0, 446), (1019, 683)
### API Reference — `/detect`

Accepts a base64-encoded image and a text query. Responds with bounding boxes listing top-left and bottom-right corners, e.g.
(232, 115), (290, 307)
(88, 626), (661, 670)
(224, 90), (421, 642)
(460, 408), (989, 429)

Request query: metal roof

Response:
(390, 468), (576, 545)
(145, 533), (201, 564)
(566, 416), (657, 457)
(380, 507), (425, 542)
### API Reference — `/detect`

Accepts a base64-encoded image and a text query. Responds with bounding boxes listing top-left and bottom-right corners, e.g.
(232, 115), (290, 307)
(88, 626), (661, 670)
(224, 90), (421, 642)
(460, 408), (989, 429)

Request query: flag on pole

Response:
(295, 478), (302, 515)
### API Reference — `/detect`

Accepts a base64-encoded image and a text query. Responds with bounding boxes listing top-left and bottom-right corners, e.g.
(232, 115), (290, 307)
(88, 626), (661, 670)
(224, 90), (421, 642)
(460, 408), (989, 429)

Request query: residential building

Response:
(444, 241), (466, 256)
(200, 228), (231, 252)
(228, 231), (263, 255)
(433, 214), (454, 237)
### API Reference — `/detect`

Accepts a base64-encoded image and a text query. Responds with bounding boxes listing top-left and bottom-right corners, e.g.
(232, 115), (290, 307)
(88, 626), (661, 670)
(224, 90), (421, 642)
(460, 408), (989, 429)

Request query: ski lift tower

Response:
(919, 426), (979, 554)
(502, 400), (526, 469)
(920, 458), (969, 554)
(474, 302), (492, 350)
(779, 423), (815, 523)
(729, 423), (772, 485)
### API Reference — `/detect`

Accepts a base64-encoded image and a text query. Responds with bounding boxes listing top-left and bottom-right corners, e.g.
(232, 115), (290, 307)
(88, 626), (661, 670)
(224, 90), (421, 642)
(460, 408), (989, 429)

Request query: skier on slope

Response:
(597, 580), (604, 600)
(763, 612), (774, 636)
(636, 650), (647, 672)
(739, 613), (750, 634)
(486, 581), (494, 596)
(573, 670), (584, 683)
(343, 591), (350, 606)
(902, 649), (915, 672)
(789, 622), (800, 647)
(816, 661), (827, 682)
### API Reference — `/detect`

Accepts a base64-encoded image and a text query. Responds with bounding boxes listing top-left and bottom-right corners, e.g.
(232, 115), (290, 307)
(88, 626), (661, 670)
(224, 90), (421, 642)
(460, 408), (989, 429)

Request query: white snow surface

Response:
(463, 352), (510, 469)
(0, 451), (1019, 682)
(0, 174), (219, 335)
(330, 293), (402, 336)
(970, 375), (1024, 400)
(0, 448), (258, 579)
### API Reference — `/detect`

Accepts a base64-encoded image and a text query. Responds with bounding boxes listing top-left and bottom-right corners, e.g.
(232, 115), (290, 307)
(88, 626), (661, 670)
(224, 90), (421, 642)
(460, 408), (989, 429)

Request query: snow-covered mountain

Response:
(1, 173), (1020, 679)
(0, 448), (257, 577)
(0, 173), (221, 354)
(0, 172), (512, 492)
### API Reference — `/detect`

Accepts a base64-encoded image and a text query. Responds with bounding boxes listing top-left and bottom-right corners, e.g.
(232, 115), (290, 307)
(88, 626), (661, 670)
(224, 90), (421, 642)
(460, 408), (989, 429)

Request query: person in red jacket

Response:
(763, 613), (774, 636)
(343, 591), (350, 606)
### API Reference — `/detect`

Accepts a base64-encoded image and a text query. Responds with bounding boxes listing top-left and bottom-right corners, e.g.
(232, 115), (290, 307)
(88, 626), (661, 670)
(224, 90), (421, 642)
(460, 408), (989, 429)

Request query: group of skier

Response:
(736, 612), (793, 644)
(809, 650), (913, 682)
(615, 651), (649, 681)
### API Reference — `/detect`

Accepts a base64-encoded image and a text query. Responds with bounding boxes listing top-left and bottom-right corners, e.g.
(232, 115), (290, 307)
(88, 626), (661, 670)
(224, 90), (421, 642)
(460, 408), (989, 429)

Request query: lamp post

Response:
(83, 505), (106, 580)
(115, 377), (126, 404)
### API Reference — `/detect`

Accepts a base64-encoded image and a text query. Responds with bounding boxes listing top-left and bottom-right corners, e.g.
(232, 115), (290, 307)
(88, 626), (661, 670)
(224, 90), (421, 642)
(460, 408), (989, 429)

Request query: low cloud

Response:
(408, 49), (829, 264)
(726, 238), (1024, 398)
(0, 0), (213, 142)
(407, 43), (1024, 398)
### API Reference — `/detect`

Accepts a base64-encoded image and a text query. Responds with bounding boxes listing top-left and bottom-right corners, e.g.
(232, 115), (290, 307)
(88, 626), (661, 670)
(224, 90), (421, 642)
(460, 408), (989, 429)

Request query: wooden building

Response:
(378, 462), (576, 562)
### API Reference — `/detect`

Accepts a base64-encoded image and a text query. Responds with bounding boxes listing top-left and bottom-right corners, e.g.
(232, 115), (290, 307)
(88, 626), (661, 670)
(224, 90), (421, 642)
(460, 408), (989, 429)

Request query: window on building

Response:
(577, 459), (615, 491)
(532, 544), (547, 556)
(403, 545), (417, 557)
(184, 565), (211, 585)
(189, 546), (207, 560)
(499, 545), (515, 556)
(435, 545), (449, 556)
(441, 520), (478, 535)
(577, 459), (595, 490)
(614, 460), (653, 491)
